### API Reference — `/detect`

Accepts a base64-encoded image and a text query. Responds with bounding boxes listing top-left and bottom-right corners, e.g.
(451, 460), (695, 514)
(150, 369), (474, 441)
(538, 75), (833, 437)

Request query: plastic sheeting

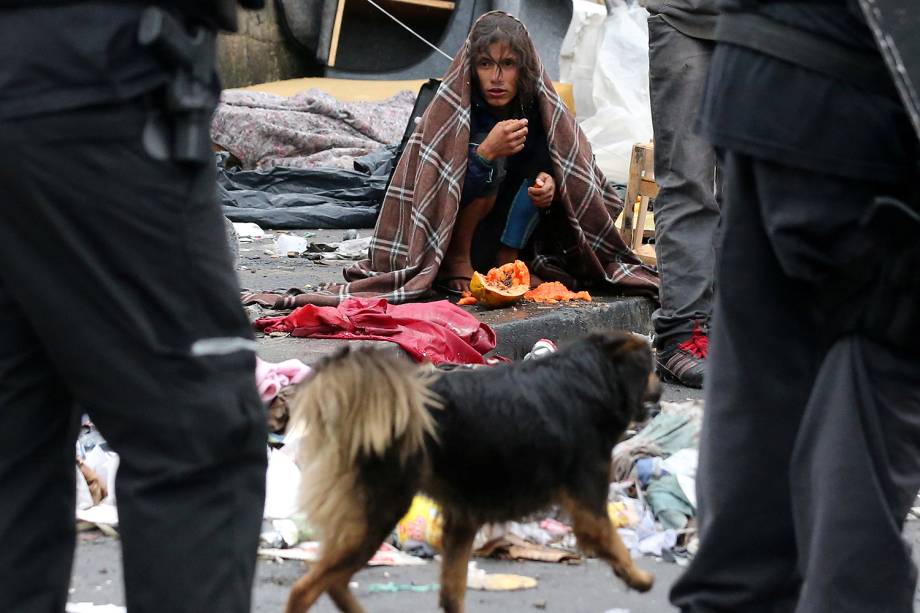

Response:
(560, 0), (654, 184)
(217, 147), (395, 229)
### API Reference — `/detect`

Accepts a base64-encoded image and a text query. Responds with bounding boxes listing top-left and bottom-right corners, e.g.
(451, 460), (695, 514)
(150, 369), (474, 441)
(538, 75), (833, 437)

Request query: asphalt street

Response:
(64, 229), (920, 612)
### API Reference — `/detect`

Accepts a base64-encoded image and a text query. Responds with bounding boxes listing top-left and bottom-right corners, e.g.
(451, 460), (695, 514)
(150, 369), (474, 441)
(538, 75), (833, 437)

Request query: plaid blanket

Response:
(248, 12), (657, 309)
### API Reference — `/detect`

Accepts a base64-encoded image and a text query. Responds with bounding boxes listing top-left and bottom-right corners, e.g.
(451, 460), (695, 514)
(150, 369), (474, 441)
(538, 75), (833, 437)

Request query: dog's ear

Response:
(587, 331), (656, 422)
(587, 330), (651, 359)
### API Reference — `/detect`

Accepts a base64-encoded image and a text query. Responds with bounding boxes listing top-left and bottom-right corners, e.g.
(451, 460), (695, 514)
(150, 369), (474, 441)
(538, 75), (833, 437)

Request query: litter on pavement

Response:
(466, 562), (538, 591)
(73, 337), (702, 581)
(368, 582), (440, 593)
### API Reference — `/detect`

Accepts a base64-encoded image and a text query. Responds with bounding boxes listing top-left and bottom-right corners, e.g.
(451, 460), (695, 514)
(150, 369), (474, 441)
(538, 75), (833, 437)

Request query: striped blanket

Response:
(248, 11), (657, 309)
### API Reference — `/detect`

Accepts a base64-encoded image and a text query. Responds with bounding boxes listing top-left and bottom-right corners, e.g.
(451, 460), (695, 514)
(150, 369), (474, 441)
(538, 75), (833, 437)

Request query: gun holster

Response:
(138, 7), (218, 165)
(817, 191), (920, 353)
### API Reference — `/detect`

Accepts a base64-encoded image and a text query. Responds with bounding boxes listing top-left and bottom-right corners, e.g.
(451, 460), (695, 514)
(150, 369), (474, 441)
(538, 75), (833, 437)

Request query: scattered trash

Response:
(538, 518), (571, 539)
(617, 508), (678, 558)
(258, 542), (427, 566)
(476, 534), (580, 564)
(255, 356), (311, 405)
(662, 448), (699, 508)
(76, 505), (119, 529)
(258, 541), (320, 562)
(396, 495), (443, 550)
(76, 462), (107, 509)
(368, 543), (429, 566)
(75, 420), (120, 532)
(233, 222), (266, 239)
(608, 501), (641, 529)
(646, 475), (694, 530)
(274, 233), (310, 256)
(329, 236), (372, 260)
(267, 385), (298, 434)
(611, 401), (702, 540)
(524, 338), (558, 361)
(466, 562), (538, 591)
(368, 582), (439, 593)
(259, 517), (311, 549)
(342, 229), (359, 241)
(612, 401), (703, 482)
(264, 447), (301, 520)
(399, 539), (438, 560)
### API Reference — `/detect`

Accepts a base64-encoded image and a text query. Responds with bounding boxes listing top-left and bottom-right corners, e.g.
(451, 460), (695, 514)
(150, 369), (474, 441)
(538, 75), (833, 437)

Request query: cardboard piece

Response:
(241, 77), (576, 114)
(475, 534), (581, 563)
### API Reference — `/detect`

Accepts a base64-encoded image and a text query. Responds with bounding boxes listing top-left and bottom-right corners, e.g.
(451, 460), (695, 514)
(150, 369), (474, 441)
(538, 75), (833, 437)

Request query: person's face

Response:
(475, 41), (520, 110)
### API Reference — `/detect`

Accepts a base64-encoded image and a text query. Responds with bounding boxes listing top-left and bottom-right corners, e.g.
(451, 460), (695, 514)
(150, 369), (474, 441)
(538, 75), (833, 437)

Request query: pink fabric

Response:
(255, 298), (497, 365)
(255, 357), (312, 404)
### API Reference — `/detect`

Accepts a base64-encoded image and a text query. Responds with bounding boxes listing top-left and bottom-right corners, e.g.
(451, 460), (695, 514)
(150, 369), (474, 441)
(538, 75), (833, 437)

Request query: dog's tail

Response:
(290, 348), (441, 546)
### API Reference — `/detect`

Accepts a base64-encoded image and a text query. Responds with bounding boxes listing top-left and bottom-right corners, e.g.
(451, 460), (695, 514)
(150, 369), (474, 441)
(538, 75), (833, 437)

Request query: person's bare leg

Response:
(439, 195), (496, 293)
(495, 245), (518, 266)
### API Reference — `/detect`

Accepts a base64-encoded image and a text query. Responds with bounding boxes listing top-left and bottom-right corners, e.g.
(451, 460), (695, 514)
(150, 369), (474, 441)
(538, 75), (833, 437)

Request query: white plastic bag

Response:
(263, 447), (301, 519)
(559, 0), (608, 120)
(561, 0), (653, 184)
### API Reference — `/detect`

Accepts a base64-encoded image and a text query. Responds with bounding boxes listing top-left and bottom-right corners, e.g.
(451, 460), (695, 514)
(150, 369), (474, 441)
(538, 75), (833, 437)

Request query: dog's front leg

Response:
(562, 494), (654, 592)
(438, 513), (479, 613)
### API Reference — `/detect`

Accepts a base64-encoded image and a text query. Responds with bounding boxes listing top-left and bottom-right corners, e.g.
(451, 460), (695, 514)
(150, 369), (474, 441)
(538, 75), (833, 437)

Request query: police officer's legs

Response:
(0, 277), (81, 613)
(791, 337), (920, 613)
(670, 152), (810, 612)
(0, 100), (266, 613)
(647, 16), (720, 385)
(673, 152), (918, 611)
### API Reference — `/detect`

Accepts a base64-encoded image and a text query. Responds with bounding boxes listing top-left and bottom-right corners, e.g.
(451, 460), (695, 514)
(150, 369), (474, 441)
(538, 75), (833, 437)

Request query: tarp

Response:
(217, 147), (394, 229)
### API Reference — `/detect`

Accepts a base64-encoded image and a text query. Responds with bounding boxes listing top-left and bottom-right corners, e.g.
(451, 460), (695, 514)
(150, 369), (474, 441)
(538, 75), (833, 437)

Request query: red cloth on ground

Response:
(254, 298), (497, 364)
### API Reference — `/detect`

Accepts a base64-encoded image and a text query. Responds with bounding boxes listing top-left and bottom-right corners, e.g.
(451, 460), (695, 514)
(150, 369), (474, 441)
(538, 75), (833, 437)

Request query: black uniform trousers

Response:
(670, 152), (920, 613)
(0, 99), (267, 613)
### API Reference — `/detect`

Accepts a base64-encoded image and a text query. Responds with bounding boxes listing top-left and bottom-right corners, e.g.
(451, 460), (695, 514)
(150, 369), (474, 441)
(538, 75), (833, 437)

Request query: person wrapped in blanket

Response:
(435, 12), (555, 295)
(239, 11), (657, 310)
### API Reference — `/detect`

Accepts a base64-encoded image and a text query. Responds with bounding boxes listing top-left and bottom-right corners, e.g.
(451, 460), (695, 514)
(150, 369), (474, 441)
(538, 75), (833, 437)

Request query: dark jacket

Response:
(640, 0), (720, 40)
(0, 0), (264, 31)
(461, 94), (549, 206)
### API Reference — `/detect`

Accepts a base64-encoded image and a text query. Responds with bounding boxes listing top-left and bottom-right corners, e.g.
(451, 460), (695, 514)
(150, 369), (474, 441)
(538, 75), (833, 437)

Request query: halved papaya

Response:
(469, 260), (530, 308)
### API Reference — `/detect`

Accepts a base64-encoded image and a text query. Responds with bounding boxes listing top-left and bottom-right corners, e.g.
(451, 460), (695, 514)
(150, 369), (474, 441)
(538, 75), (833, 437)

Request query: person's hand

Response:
(528, 172), (555, 208)
(476, 118), (528, 161)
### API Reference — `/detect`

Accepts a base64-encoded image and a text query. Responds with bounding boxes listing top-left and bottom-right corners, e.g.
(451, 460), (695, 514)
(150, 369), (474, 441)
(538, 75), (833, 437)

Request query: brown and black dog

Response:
(285, 331), (661, 613)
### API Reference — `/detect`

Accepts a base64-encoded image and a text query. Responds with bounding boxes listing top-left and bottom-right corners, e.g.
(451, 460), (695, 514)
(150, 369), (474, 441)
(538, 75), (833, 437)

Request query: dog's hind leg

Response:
(561, 493), (654, 592)
(284, 541), (366, 613)
(286, 488), (416, 613)
(284, 527), (383, 613)
(438, 512), (479, 613)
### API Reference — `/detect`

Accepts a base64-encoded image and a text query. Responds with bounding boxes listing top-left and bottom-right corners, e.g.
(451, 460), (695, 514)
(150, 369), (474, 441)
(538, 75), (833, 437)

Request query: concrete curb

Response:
(479, 296), (654, 359)
(255, 296), (655, 365)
